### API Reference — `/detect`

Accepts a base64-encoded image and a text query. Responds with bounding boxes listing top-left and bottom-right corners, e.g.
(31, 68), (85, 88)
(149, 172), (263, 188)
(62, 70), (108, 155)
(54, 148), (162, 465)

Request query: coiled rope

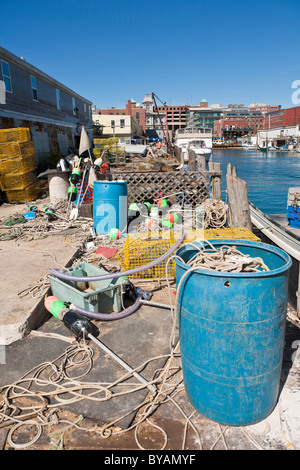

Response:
(202, 199), (228, 229)
(186, 241), (270, 273)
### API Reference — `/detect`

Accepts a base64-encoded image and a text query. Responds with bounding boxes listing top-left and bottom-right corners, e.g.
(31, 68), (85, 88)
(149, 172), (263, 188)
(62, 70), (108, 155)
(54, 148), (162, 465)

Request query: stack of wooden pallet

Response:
(0, 128), (40, 202)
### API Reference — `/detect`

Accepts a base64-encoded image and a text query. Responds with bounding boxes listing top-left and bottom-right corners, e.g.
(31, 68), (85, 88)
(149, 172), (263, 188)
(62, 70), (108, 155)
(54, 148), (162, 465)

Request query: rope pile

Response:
(186, 242), (269, 273)
(0, 200), (93, 243)
(202, 199), (228, 229)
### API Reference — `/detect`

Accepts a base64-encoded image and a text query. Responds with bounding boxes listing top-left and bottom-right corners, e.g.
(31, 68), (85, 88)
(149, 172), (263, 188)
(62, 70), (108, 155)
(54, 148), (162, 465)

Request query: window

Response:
(120, 119), (125, 128)
(1, 60), (12, 92)
(72, 97), (76, 115)
(56, 89), (61, 109)
(111, 120), (115, 128)
(30, 75), (38, 101)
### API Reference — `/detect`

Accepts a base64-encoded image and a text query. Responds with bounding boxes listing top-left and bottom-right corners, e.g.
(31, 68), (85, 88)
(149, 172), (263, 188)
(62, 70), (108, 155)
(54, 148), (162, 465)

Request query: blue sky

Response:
(2, 0), (300, 110)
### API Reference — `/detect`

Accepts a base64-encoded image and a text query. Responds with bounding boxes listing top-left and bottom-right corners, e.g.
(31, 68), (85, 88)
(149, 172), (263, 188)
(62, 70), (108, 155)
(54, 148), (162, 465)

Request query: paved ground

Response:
(0, 199), (300, 452)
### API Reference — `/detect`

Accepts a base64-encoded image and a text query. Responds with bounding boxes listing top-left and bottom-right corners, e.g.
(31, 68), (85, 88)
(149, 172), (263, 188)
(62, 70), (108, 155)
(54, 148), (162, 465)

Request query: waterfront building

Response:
(248, 103), (281, 114)
(264, 105), (300, 130)
(257, 124), (300, 149)
(100, 99), (146, 133)
(213, 117), (253, 141)
(186, 100), (223, 132)
(0, 46), (93, 169)
(153, 103), (188, 134)
(92, 113), (145, 144)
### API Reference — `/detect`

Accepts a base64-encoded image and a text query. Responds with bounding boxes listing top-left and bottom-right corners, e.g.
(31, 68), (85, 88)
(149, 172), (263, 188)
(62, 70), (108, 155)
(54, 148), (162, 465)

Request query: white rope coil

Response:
(186, 241), (269, 273)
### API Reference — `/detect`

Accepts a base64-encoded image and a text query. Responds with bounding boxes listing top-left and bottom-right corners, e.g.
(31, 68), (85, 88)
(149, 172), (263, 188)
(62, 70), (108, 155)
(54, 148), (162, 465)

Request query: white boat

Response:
(174, 127), (212, 163)
(249, 201), (300, 314)
(242, 143), (257, 150)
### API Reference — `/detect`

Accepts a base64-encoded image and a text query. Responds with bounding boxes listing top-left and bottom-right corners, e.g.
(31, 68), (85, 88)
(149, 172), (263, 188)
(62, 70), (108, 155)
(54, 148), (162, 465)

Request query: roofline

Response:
(0, 46), (93, 105)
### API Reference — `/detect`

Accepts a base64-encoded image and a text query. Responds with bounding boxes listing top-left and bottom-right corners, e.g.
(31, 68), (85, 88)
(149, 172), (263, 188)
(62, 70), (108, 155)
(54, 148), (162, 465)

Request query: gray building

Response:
(0, 46), (93, 169)
(142, 94), (167, 140)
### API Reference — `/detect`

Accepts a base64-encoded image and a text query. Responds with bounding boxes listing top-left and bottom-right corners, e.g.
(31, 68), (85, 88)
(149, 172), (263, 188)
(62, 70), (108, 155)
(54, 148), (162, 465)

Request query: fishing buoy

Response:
(43, 206), (55, 221)
(68, 186), (77, 202)
(44, 296), (68, 320)
(110, 228), (121, 240)
(161, 219), (173, 228)
(143, 202), (151, 212)
(44, 296), (98, 339)
(129, 202), (139, 212)
(128, 202), (148, 216)
(157, 199), (168, 209)
(145, 217), (156, 229)
(70, 168), (81, 185)
(166, 213), (179, 224)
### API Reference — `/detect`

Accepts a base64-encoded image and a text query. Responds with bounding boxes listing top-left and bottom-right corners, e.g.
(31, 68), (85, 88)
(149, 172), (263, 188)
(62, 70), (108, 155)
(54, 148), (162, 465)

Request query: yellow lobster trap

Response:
(114, 228), (260, 280)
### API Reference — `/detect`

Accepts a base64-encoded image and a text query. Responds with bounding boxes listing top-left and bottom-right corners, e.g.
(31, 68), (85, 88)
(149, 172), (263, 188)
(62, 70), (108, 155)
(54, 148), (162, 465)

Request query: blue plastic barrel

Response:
(174, 239), (292, 426)
(93, 181), (128, 234)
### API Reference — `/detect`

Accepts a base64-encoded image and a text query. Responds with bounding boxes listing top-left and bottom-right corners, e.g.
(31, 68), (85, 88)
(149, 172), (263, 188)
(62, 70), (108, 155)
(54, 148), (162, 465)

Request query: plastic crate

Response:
(5, 180), (40, 202)
(0, 128), (31, 144)
(0, 154), (37, 175)
(289, 218), (300, 229)
(0, 170), (37, 190)
(48, 262), (128, 313)
(0, 141), (35, 158)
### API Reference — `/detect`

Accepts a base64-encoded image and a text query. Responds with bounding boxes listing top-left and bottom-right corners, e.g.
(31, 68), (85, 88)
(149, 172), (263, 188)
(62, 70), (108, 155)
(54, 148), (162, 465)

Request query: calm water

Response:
(210, 149), (300, 215)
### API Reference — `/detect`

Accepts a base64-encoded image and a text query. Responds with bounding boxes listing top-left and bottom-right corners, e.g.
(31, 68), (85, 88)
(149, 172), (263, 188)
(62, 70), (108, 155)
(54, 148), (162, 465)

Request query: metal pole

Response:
(87, 334), (156, 393)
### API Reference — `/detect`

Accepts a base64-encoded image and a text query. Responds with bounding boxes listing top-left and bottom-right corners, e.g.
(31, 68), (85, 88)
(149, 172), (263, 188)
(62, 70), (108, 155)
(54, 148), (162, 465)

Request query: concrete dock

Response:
(0, 199), (300, 452)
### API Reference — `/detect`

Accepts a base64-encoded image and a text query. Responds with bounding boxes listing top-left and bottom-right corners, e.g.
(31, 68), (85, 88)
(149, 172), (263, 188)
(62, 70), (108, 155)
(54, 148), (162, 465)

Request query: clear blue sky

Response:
(2, 0), (300, 110)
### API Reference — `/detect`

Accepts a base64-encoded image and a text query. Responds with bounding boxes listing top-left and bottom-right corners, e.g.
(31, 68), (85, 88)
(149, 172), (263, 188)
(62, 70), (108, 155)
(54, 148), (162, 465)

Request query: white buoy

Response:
(48, 171), (69, 204)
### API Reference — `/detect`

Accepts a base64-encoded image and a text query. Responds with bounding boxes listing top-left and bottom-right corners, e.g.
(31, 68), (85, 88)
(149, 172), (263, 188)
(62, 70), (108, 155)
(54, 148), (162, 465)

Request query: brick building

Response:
(154, 104), (188, 133)
(214, 117), (252, 141)
(248, 103), (281, 114)
(264, 106), (300, 129)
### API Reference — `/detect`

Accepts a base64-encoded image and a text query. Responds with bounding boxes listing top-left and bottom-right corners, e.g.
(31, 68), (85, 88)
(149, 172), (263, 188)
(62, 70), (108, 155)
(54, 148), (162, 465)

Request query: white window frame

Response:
(120, 118), (125, 128)
(56, 89), (61, 110)
(30, 75), (38, 101)
(1, 60), (12, 93)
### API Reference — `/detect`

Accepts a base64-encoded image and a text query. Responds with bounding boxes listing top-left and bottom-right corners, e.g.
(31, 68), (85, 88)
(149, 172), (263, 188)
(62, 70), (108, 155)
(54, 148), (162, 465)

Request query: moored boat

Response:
(249, 201), (300, 315)
(174, 127), (212, 163)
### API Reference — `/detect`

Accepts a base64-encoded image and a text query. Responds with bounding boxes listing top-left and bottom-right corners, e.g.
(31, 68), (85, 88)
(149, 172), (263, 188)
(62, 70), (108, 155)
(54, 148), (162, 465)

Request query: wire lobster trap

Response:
(114, 227), (260, 280)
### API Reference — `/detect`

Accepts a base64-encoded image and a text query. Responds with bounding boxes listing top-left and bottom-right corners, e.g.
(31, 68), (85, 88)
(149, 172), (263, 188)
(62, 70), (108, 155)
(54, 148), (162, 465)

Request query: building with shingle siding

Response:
(0, 46), (93, 170)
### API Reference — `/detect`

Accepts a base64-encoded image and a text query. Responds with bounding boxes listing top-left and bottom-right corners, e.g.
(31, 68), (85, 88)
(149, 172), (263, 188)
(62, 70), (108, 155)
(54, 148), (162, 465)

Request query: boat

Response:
(174, 127), (212, 163)
(242, 143), (257, 150)
(249, 201), (300, 314)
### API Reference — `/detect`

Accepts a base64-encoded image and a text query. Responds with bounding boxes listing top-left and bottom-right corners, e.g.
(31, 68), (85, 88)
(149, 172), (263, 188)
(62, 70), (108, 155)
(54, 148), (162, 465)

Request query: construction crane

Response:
(151, 92), (173, 157)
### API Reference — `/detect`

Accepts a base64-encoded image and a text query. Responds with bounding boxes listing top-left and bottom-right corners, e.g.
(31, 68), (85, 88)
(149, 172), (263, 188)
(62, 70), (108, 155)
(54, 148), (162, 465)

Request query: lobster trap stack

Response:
(0, 128), (40, 202)
(93, 137), (126, 165)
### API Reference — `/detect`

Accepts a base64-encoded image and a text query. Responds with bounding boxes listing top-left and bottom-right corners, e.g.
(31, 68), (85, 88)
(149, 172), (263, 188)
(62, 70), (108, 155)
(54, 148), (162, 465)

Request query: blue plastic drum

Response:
(93, 181), (128, 234)
(174, 239), (292, 426)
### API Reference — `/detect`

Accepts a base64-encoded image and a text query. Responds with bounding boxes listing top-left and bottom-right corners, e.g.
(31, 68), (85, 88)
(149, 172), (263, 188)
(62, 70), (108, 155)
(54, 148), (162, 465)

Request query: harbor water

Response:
(210, 149), (300, 215)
